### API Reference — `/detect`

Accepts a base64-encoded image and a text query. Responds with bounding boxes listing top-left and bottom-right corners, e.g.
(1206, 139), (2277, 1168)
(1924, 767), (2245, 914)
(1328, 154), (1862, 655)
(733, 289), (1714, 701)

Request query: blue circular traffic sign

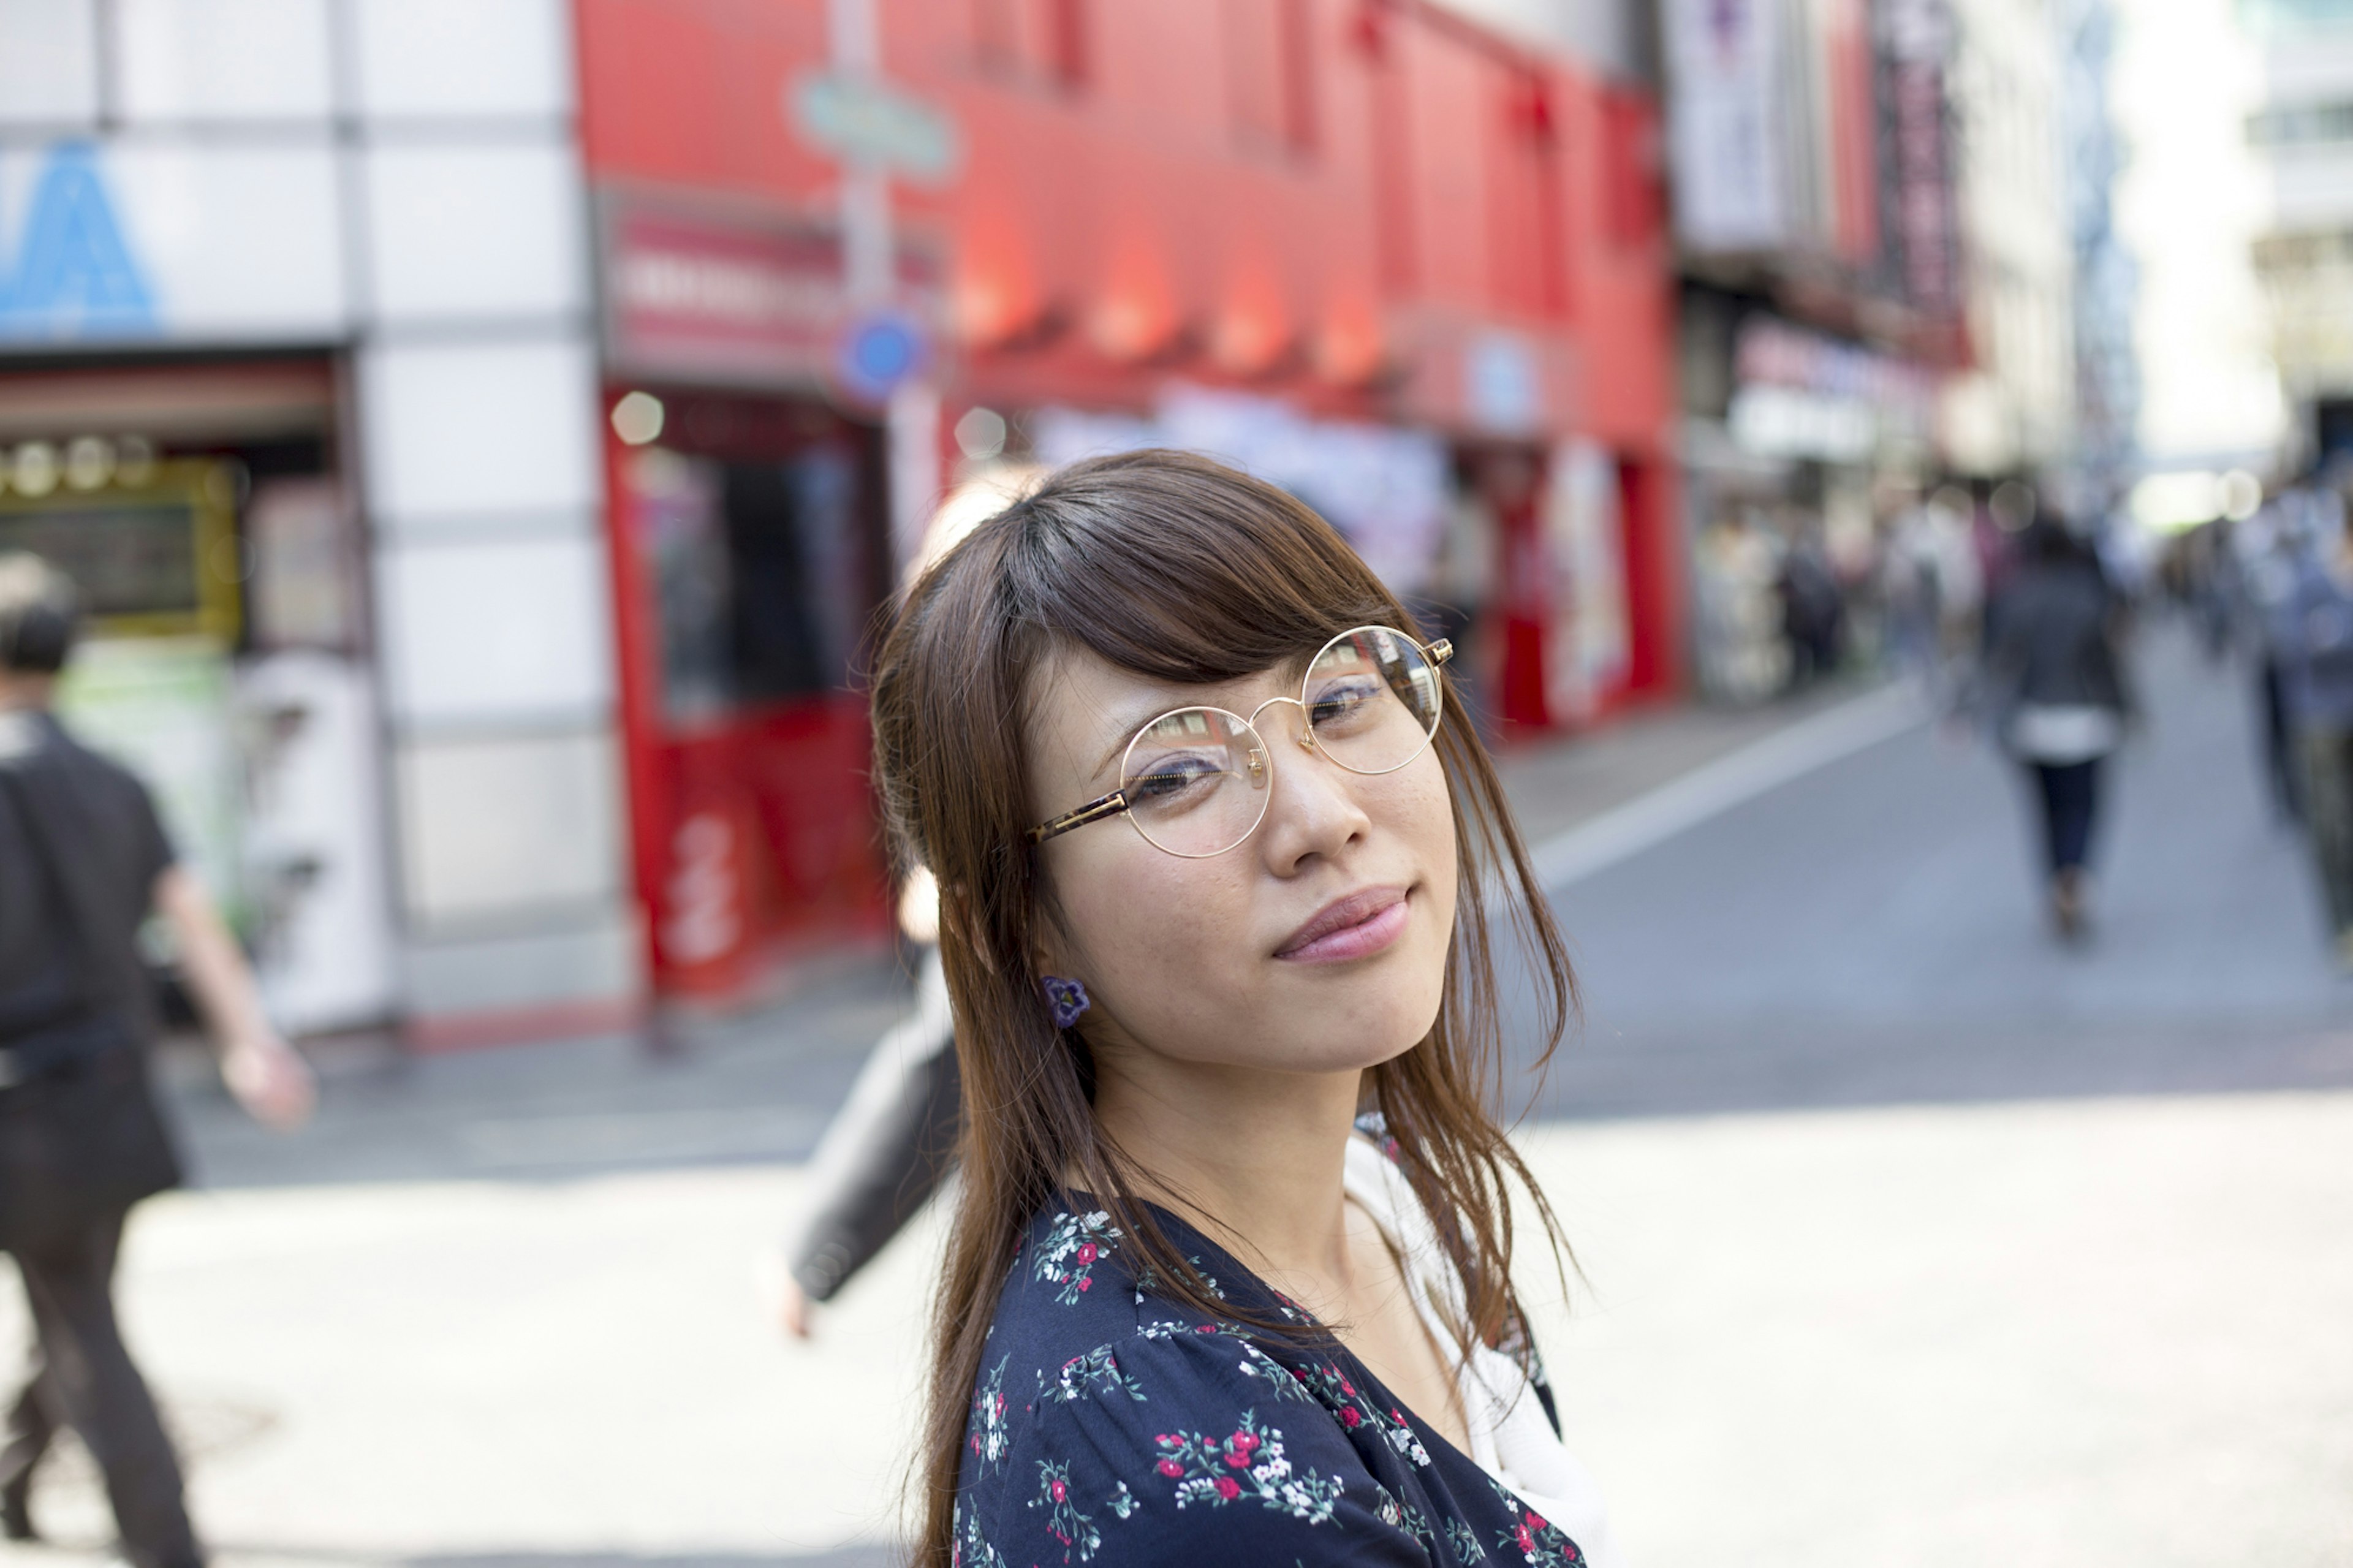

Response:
(835, 310), (928, 404)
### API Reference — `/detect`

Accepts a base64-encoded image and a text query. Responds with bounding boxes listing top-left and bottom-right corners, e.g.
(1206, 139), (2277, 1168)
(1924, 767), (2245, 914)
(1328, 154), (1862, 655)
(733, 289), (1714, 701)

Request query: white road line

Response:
(1528, 683), (1927, 891)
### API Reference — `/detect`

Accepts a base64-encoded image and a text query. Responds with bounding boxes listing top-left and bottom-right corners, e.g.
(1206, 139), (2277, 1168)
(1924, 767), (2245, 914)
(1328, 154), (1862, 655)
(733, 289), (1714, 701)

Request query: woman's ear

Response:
(1029, 889), (1078, 983)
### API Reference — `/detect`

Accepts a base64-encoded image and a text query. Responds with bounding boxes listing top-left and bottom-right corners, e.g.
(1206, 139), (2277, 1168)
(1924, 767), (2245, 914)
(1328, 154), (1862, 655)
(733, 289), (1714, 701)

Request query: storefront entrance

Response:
(606, 387), (895, 1001)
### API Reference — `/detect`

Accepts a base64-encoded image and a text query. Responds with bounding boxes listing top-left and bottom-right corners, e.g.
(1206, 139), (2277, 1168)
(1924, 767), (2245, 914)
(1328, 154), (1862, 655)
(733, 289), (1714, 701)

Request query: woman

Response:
(870, 452), (1621, 1565)
(1978, 518), (2135, 938)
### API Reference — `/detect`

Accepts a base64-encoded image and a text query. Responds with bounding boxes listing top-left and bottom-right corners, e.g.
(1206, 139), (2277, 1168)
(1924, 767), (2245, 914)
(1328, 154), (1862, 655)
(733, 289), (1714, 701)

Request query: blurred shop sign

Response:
(1662, 0), (1789, 251)
(1729, 316), (1938, 460)
(1382, 308), (1577, 442)
(0, 140), (344, 344)
(1728, 384), (1876, 462)
(1033, 385), (1451, 596)
(1466, 332), (1542, 434)
(599, 196), (943, 388)
(789, 72), (961, 184)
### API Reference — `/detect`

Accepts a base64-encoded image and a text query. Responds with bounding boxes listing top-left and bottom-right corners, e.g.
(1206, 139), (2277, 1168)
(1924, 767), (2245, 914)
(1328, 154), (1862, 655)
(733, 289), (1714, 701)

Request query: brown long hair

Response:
(868, 450), (1577, 1564)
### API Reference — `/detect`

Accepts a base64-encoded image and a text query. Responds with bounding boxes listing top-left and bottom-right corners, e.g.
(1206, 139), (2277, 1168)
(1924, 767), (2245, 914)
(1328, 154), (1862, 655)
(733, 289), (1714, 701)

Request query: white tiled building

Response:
(0, 0), (635, 1045)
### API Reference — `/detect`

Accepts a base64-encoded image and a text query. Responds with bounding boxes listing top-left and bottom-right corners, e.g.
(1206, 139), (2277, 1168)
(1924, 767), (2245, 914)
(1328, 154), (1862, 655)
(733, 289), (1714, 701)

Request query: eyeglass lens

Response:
(1120, 707), (1271, 857)
(1302, 626), (1442, 775)
(1117, 629), (1442, 858)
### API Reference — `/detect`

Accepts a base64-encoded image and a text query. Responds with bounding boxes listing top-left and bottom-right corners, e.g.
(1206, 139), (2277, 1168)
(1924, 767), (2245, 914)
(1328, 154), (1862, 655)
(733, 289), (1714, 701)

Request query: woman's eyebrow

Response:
(1091, 702), (1164, 782)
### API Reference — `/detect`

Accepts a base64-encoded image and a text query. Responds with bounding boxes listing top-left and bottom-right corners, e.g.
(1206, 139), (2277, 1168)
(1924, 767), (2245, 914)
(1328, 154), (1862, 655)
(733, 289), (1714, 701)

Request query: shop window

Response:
(624, 395), (887, 728)
(1225, 0), (1317, 154)
(976, 0), (1088, 91)
(722, 451), (868, 705)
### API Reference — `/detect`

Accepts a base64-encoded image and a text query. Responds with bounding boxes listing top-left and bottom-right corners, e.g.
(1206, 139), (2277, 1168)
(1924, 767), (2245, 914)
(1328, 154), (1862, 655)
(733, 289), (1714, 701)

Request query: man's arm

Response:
(153, 865), (315, 1129)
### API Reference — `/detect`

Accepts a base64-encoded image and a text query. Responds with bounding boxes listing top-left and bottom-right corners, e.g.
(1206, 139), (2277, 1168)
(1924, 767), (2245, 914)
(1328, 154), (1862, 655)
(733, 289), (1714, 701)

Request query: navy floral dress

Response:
(952, 1197), (1587, 1566)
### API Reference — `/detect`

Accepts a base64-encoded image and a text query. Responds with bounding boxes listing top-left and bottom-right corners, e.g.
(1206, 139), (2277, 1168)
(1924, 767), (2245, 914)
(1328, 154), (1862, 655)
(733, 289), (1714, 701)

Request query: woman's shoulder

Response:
(977, 1200), (1267, 1405)
(957, 1314), (1423, 1567)
(958, 1205), (1428, 1565)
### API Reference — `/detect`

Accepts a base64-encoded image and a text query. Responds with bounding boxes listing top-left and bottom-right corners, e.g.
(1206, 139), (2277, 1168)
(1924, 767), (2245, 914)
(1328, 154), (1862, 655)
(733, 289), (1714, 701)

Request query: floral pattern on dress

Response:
(1446, 1516), (1490, 1561)
(1234, 1337), (1321, 1404)
(968, 1353), (1014, 1475)
(1033, 1210), (1123, 1305)
(1040, 1343), (1146, 1405)
(953, 1495), (1009, 1567)
(1373, 1484), (1438, 1546)
(1294, 1360), (1433, 1466)
(1029, 1458), (1102, 1562)
(1150, 1409), (1344, 1522)
(1489, 1478), (1586, 1566)
(955, 1188), (1594, 1566)
(1130, 1253), (1226, 1306)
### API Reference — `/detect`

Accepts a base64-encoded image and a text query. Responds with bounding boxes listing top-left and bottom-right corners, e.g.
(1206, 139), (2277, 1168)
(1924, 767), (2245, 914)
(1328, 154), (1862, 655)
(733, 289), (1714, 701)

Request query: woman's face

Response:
(1026, 642), (1458, 1080)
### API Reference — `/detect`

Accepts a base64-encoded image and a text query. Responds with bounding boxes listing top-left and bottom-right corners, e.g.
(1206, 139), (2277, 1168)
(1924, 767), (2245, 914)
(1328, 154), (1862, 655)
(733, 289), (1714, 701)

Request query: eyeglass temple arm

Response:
(1426, 637), (1453, 667)
(1028, 788), (1130, 845)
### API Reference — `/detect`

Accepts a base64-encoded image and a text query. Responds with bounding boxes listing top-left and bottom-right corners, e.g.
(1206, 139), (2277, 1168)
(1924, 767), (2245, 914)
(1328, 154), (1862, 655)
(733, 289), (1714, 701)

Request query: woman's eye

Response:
(1129, 754), (1227, 804)
(1308, 678), (1384, 730)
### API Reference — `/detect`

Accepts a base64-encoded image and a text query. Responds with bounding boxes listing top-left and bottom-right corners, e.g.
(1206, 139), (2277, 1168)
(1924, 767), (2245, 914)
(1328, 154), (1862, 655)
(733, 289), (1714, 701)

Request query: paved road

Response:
(1521, 624), (2353, 1119)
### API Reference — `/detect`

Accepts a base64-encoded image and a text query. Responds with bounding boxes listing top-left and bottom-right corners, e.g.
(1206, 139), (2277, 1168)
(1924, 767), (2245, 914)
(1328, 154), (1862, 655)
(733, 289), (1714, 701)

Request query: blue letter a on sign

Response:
(0, 143), (156, 339)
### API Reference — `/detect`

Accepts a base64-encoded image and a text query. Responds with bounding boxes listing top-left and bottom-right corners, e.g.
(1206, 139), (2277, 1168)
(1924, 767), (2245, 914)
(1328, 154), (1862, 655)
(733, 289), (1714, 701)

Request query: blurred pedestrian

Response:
(1973, 520), (2137, 939)
(2230, 491), (2308, 823)
(2273, 502), (2353, 966)
(0, 554), (314, 1565)
(1881, 498), (1946, 686)
(768, 868), (957, 1336)
(1775, 512), (1844, 688)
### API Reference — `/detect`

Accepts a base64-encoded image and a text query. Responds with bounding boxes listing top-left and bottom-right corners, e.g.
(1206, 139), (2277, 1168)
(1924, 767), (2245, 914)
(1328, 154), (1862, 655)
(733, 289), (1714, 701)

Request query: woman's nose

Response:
(1256, 710), (1370, 865)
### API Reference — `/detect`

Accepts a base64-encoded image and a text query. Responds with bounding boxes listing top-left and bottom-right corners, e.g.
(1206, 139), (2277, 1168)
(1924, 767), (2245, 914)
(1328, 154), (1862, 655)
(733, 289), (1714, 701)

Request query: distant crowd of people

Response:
(1740, 461), (2353, 962)
(1697, 480), (2139, 939)
(2204, 469), (2353, 968)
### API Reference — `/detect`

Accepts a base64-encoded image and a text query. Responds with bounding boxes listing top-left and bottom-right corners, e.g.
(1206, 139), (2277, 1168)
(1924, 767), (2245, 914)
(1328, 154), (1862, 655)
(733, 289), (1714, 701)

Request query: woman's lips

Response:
(1275, 886), (1410, 964)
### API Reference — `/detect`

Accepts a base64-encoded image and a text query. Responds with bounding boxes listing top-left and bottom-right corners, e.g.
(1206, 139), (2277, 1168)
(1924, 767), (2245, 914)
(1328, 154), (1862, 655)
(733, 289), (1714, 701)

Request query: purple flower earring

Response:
(1042, 975), (1091, 1028)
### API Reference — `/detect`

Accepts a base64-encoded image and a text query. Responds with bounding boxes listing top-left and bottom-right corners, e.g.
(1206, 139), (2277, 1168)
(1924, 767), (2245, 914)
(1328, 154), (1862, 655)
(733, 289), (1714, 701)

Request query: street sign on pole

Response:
(833, 308), (930, 405)
(789, 72), (961, 185)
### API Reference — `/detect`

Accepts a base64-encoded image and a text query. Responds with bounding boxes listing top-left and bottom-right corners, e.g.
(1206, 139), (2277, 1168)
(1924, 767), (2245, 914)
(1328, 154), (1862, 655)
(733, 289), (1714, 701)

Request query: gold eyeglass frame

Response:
(1025, 626), (1453, 857)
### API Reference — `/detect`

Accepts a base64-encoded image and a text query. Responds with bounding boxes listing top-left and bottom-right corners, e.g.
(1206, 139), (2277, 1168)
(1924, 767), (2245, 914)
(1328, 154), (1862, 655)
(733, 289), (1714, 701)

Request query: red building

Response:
(575, 0), (1680, 1003)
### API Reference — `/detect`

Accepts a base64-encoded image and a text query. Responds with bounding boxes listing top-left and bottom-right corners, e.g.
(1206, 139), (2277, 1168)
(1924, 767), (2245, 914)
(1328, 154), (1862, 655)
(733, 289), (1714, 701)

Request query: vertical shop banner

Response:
(0, 141), (346, 343)
(1665, 0), (1790, 251)
(1543, 442), (1631, 722)
(1876, 0), (1961, 324)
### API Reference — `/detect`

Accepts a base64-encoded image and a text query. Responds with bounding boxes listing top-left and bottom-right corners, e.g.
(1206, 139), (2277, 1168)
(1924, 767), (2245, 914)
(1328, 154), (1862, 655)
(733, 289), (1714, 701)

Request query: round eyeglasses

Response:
(1026, 625), (1453, 859)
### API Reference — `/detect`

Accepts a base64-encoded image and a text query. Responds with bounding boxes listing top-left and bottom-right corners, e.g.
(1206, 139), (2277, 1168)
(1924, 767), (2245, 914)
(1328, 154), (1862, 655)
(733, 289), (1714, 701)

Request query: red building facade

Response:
(574, 0), (1679, 1001)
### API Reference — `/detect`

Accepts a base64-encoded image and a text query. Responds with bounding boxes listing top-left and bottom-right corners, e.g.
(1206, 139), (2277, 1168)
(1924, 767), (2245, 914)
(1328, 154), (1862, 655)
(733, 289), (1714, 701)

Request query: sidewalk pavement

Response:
(4, 1089), (2347, 1567)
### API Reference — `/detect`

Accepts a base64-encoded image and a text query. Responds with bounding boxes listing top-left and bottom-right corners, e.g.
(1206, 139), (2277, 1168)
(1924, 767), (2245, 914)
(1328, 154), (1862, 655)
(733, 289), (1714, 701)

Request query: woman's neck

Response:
(1090, 1048), (1364, 1292)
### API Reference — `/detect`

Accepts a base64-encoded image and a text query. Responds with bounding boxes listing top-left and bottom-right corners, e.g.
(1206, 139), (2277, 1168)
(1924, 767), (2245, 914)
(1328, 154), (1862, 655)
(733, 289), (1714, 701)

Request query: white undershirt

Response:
(1341, 1134), (1631, 1568)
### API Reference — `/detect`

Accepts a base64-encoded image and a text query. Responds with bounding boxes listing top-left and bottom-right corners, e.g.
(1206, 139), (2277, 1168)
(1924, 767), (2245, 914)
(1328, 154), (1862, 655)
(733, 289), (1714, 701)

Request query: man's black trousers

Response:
(1, 1207), (202, 1568)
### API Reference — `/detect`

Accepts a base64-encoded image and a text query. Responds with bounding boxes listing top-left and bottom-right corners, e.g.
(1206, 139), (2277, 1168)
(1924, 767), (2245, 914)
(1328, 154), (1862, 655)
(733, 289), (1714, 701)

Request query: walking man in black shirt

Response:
(0, 554), (314, 1566)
